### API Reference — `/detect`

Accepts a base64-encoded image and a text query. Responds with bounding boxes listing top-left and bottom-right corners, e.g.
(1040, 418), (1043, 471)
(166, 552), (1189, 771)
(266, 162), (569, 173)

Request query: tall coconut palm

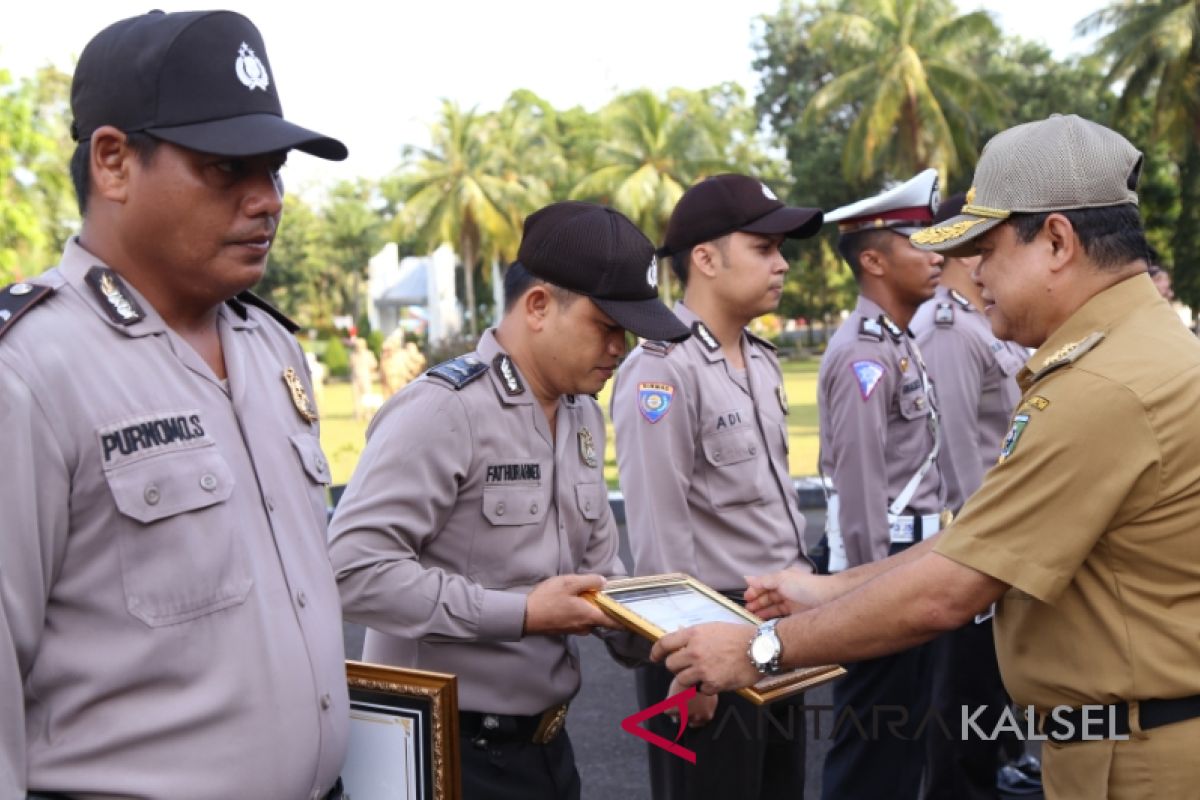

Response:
(1080, 0), (1200, 303)
(801, 0), (1005, 184)
(570, 89), (725, 301)
(391, 101), (527, 337)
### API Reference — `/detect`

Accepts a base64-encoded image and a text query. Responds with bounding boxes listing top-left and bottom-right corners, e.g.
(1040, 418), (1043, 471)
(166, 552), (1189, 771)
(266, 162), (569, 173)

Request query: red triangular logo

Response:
(620, 687), (698, 764)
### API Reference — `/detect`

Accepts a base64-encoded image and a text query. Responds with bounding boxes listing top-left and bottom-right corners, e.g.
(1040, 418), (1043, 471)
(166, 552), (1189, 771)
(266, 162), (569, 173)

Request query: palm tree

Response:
(570, 89), (725, 301)
(1079, 0), (1200, 304)
(801, 0), (1004, 184)
(391, 101), (528, 337)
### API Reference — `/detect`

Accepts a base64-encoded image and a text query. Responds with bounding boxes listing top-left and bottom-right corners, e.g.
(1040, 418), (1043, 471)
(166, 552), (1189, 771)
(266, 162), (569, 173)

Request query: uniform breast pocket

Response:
(474, 484), (551, 582)
(290, 432), (332, 529)
(701, 428), (765, 509)
(575, 482), (606, 521)
(899, 389), (931, 421)
(104, 446), (252, 627)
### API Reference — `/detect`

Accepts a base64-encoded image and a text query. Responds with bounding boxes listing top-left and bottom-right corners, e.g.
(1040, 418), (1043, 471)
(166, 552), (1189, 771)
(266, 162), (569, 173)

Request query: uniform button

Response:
(749, 446), (757, 456)
(9, 283), (32, 296)
(297, 590), (308, 608)
(266, 496), (276, 512)
(315, 455), (328, 474)
(530, 502), (538, 515)
(144, 485), (161, 505)
(483, 714), (500, 730)
(714, 452), (723, 462)
(496, 502), (505, 516)
(916, 398), (925, 409)
(199, 473), (218, 492)
(585, 500), (592, 512)
(320, 693), (332, 711)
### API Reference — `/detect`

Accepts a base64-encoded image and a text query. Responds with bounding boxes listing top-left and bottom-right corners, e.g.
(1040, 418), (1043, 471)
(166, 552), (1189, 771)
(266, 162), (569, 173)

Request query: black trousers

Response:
(636, 663), (806, 800)
(459, 719), (580, 800)
(923, 618), (1012, 800)
(822, 643), (933, 800)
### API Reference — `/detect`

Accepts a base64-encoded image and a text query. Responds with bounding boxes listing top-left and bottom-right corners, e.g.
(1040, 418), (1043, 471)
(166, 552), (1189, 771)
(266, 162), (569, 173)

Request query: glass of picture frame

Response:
(589, 573), (845, 704)
(343, 660), (462, 800)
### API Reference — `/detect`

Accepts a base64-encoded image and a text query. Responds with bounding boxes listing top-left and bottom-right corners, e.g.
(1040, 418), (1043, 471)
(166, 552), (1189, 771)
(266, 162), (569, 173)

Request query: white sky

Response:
(3, 0), (1104, 194)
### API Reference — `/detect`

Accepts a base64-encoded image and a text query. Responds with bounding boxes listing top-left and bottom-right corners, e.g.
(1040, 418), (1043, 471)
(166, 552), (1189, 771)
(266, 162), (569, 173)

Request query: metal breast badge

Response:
(578, 426), (598, 468)
(283, 367), (318, 423)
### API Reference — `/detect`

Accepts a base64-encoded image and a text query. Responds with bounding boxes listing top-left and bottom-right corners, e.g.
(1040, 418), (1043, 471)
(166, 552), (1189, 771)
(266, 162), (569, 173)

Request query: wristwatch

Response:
(747, 618), (782, 676)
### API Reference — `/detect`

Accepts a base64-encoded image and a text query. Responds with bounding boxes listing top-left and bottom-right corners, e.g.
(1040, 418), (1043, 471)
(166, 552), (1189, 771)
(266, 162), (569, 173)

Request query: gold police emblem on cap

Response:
(283, 367), (319, 424)
(578, 426), (598, 468)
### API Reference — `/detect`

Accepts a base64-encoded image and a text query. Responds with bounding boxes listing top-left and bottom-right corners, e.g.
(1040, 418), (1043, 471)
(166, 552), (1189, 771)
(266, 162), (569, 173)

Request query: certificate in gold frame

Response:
(588, 573), (845, 705)
(344, 660), (462, 800)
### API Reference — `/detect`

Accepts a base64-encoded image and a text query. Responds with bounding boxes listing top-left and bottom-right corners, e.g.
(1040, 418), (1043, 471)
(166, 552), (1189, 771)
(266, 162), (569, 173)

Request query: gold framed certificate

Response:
(588, 573), (845, 705)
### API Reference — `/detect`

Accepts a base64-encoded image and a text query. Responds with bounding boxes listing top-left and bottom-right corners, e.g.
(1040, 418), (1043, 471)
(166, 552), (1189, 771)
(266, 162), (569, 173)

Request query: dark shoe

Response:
(1012, 753), (1042, 779)
(997, 764), (1043, 796)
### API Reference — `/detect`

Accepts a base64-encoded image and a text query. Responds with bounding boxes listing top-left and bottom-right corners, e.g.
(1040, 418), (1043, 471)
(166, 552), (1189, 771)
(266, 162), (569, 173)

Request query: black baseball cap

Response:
(71, 10), (347, 160)
(659, 174), (823, 257)
(516, 202), (691, 343)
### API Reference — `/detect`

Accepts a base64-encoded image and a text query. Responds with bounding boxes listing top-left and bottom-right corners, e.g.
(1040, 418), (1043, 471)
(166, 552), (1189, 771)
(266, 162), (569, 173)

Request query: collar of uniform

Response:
(1017, 273), (1158, 390)
(218, 298), (259, 331)
(946, 287), (974, 311)
(57, 238), (167, 338)
(477, 328), (535, 405)
(673, 302), (731, 364)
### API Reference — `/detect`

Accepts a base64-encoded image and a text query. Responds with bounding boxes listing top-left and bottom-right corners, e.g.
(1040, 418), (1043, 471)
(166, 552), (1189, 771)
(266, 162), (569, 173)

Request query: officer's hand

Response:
(664, 676), (718, 728)
(524, 574), (620, 635)
(745, 568), (833, 618)
(651, 623), (760, 696)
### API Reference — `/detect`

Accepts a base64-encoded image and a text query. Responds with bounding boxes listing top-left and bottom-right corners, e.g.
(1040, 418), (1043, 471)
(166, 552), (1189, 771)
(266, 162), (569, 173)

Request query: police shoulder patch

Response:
(850, 360), (886, 401)
(641, 340), (676, 358)
(427, 355), (488, 390)
(0, 282), (54, 342)
(637, 382), (675, 423)
(997, 413), (1031, 464)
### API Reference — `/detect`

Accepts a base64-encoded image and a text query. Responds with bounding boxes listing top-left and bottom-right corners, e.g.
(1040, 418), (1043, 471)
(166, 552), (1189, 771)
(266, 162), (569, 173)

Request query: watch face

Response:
(751, 635), (776, 664)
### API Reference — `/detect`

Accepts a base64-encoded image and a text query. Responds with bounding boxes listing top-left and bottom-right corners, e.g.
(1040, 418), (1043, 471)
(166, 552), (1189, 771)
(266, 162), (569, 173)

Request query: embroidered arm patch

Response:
(851, 360), (886, 401)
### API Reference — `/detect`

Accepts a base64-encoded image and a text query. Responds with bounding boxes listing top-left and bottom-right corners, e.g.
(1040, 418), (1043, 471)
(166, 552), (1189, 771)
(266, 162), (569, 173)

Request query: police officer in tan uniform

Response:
(652, 114), (1200, 800)
(912, 193), (1035, 799)
(814, 170), (945, 799)
(329, 202), (689, 800)
(611, 174), (822, 800)
(0, 11), (350, 799)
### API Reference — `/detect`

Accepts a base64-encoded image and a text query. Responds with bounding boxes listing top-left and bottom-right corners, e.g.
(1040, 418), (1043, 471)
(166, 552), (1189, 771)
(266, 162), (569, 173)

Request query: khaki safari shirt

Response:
(611, 303), (809, 590)
(329, 329), (626, 716)
(0, 240), (347, 800)
(937, 274), (1200, 711)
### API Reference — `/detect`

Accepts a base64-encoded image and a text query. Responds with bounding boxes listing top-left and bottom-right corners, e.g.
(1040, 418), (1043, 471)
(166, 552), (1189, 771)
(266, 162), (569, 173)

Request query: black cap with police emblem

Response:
(660, 174), (823, 258)
(516, 201), (691, 343)
(71, 10), (347, 160)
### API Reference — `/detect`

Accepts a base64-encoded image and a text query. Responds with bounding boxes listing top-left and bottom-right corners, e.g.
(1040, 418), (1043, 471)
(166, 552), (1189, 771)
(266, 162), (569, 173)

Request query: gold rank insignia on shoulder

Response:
(85, 266), (144, 325)
(578, 426), (598, 468)
(283, 367), (319, 424)
(1031, 332), (1106, 380)
(1019, 395), (1050, 413)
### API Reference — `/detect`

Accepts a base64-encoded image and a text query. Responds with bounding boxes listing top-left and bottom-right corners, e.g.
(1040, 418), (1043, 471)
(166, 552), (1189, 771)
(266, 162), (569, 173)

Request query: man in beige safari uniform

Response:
(0, 10), (350, 799)
(329, 202), (689, 800)
(611, 173), (822, 800)
(652, 114), (1200, 800)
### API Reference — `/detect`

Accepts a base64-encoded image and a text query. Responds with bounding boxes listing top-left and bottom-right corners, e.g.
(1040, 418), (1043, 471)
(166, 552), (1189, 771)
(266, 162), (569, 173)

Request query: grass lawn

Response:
(319, 359), (822, 488)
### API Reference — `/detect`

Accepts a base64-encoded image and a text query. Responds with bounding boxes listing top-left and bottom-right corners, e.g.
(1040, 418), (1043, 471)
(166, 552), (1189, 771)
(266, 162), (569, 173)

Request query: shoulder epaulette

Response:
(934, 302), (954, 327)
(1030, 331), (1106, 381)
(641, 340), (676, 358)
(229, 290), (300, 333)
(0, 282), (55, 342)
(692, 321), (721, 353)
(948, 289), (972, 310)
(745, 330), (778, 352)
(427, 354), (489, 390)
(879, 314), (904, 341)
(858, 316), (884, 341)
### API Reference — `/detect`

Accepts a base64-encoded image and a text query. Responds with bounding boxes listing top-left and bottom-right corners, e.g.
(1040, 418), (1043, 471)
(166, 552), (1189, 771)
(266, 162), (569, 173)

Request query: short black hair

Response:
(1007, 204), (1148, 272)
(70, 131), (161, 215)
(502, 261), (576, 311)
(836, 229), (897, 280)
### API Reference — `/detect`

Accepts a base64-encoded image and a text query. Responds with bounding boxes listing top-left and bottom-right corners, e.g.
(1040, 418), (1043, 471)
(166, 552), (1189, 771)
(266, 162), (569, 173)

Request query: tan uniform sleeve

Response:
(0, 367), (71, 796)
(936, 370), (1160, 603)
(328, 384), (526, 642)
(611, 352), (698, 577)
(823, 345), (893, 566)
(922, 327), (987, 508)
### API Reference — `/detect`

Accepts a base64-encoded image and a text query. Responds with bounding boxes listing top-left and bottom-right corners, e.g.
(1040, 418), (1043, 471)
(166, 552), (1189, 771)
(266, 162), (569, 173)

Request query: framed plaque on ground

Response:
(343, 660), (462, 800)
(588, 573), (845, 704)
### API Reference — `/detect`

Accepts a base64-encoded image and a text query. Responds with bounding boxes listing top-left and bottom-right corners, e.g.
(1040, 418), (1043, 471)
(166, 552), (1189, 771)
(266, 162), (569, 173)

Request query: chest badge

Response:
(283, 367), (319, 424)
(899, 356), (910, 373)
(578, 426), (598, 468)
(776, 383), (789, 415)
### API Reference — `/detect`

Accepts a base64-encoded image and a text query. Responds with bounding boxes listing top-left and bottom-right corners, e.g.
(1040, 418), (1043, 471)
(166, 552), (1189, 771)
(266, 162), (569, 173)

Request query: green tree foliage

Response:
(0, 65), (76, 282)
